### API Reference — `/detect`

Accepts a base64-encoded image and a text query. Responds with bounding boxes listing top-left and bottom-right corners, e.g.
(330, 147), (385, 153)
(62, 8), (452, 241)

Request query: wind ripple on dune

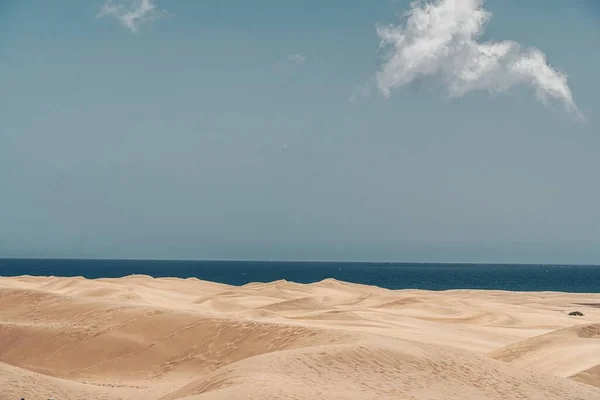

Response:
(162, 339), (599, 400)
(489, 323), (600, 384)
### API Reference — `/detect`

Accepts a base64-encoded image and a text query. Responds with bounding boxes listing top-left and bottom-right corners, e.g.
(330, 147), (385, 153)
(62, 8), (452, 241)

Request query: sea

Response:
(1, 259), (599, 293)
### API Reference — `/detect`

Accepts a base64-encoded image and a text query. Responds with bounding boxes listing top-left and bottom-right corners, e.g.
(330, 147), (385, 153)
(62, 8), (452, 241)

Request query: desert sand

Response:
(0, 275), (599, 399)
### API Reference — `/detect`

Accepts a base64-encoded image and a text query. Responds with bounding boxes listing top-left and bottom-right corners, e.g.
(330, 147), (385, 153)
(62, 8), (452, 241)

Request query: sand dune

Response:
(489, 323), (600, 384)
(1, 276), (599, 399)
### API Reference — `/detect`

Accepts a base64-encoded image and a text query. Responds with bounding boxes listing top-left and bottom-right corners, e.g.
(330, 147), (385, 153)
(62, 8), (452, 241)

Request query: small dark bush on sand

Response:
(569, 311), (584, 316)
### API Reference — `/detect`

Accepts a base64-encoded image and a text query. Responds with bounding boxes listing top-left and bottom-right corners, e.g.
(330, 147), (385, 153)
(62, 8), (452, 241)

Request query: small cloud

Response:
(277, 54), (308, 72)
(375, 0), (584, 121)
(98, 0), (168, 33)
(288, 54), (307, 64)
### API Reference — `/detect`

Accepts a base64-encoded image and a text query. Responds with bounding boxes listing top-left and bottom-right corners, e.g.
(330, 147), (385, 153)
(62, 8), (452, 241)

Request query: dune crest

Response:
(1, 275), (599, 399)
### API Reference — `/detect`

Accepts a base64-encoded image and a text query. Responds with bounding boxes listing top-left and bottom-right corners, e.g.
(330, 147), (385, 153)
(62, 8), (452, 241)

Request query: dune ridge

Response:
(1, 275), (599, 399)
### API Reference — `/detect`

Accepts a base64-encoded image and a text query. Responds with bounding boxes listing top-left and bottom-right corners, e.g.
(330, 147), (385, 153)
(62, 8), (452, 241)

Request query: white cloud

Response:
(288, 54), (307, 64)
(376, 0), (584, 121)
(98, 0), (167, 33)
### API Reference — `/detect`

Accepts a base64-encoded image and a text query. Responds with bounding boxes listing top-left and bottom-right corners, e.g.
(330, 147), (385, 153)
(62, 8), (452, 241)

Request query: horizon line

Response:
(1, 257), (598, 267)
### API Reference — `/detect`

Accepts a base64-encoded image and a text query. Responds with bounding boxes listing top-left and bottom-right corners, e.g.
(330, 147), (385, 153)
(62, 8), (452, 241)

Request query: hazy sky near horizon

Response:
(1, 0), (599, 263)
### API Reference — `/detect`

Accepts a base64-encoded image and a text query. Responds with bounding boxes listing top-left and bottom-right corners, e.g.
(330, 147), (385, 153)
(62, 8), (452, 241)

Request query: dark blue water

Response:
(1, 259), (599, 292)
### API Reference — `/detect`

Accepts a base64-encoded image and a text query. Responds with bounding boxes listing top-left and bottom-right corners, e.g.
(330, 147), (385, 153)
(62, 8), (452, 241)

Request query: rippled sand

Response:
(1, 275), (599, 399)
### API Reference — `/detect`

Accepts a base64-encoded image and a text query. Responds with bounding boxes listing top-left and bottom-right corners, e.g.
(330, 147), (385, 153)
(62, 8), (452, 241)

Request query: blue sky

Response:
(1, 0), (599, 263)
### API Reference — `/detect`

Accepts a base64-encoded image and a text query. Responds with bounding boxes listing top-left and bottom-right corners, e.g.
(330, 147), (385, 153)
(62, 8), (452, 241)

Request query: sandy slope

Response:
(0, 275), (599, 399)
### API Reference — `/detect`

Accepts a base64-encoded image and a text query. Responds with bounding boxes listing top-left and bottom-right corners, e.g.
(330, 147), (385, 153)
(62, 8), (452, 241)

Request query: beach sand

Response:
(1, 275), (599, 399)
